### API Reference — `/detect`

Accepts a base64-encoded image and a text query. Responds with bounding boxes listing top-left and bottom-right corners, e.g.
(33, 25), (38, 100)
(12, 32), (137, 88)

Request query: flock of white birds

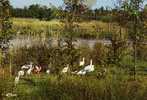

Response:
(14, 58), (95, 85)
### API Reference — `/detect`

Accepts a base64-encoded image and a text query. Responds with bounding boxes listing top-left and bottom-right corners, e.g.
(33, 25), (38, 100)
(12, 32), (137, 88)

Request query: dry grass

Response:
(12, 18), (64, 31)
(12, 18), (127, 38)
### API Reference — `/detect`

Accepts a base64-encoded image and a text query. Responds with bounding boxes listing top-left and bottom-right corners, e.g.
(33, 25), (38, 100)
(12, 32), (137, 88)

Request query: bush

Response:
(137, 44), (147, 61)
(92, 42), (108, 65)
(78, 43), (92, 65)
(11, 74), (147, 100)
(11, 39), (80, 73)
(11, 45), (51, 72)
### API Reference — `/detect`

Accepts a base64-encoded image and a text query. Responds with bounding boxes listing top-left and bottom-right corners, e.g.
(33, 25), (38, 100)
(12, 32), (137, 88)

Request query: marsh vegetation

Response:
(0, 0), (147, 100)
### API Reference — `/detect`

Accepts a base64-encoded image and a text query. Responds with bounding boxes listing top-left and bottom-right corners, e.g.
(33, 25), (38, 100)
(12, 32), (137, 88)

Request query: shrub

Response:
(78, 43), (92, 65)
(137, 44), (147, 61)
(11, 45), (51, 72)
(92, 42), (108, 65)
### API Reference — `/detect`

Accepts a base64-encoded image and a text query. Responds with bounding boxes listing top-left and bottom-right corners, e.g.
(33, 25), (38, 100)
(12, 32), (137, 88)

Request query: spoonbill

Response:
(14, 76), (20, 86)
(18, 70), (25, 76)
(34, 65), (42, 74)
(14, 70), (25, 86)
(21, 65), (30, 70)
(26, 66), (34, 75)
(21, 62), (33, 70)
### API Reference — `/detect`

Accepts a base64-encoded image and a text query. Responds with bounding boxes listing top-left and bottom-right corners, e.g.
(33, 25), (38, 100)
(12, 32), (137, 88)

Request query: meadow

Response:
(12, 18), (127, 39)
(1, 67), (147, 100)
(1, 0), (147, 99)
(0, 17), (142, 100)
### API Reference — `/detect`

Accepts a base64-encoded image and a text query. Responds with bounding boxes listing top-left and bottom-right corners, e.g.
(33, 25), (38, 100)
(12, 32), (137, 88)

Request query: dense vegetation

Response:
(1, 73), (147, 100)
(11, 4), (58, 20)
(0, 0), (147, 100)
(11, 4), (147, 22)
(11, 4), (112, 21)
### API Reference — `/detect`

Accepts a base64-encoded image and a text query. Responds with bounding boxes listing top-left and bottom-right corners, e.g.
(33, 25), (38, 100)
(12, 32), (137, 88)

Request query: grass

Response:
(1, 66), (147, 100)
(4, 17), (147, 100)
(12, 18), (64, 37)
(12, 18), (127, 39)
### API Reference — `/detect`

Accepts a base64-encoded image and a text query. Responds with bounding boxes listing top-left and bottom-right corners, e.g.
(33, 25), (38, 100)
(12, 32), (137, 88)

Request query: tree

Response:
(120, 0), (144, 79)
(0, 0), (12, 32)
(107, 34), (128, 66)
(60, 0), (86, 70)
(0, 0), (13, 76)
(11, 4), (53, 20)
(93, 42), (107, 65)
(0, 0), (12, 55)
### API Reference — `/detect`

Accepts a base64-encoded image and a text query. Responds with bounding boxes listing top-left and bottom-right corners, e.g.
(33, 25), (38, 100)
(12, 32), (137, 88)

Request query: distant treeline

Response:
(11, 4), (113, 21)
(11, 4), (147, 22)
(11, 4), (58, 20)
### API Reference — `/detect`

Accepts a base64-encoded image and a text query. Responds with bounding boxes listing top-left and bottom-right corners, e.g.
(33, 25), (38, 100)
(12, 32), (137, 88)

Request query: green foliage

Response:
(11, 45), (51, 71)
(0, 0), (13, 48)
(92, 42), (107, 65)
(122, 0), (143, 16)
(0, 0), (12, 32)
(136, 44), (147, 61)
(107, 34), (128, 65)
(62, 38), (80, 70)
(0, 0), (14, 69)
(11, 40), (80, 73)
(1, 1), (147, 99)
(98, 16), (113, 23)
(0, 78), (14, 100)
(1, 73), (147, 100)
(11, 4), (58, 21)
(78, 43), (92, 62)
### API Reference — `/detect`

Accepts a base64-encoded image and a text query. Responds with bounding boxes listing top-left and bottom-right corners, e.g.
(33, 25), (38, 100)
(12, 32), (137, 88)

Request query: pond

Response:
(10, 36), (111, 49)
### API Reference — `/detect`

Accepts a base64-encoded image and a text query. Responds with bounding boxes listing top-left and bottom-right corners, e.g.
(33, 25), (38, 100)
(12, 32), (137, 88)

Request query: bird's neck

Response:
(83, 58), (85, 62)
(90, 60), (93, 65)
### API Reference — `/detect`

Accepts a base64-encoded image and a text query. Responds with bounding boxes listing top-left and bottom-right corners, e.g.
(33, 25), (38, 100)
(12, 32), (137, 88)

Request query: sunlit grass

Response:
(12, 18), (127, 39)
(2, 71), (147, 100)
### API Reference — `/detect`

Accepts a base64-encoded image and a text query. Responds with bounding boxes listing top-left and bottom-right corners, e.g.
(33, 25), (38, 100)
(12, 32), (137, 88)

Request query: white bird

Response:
(71, 70), (78, 74)
(77, 59), (94, 75)
(6, 93), (17, 97)
(26, 66), (34, 75)
(79, 57), (85, 66)
(14, 76), (20, 86)
(21, 65), (30, 70)
(28, 62), (33, 68)
(77, 70), (86, 75)
(14, 70), (25, 86)
(21, 62), (33, 70)
(18, 70), (25, 77)
(46, 69), (50, 74)
(84, 59), (94, 72)
(25, 62), (34, 75)
(61, 65), (69, 73)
